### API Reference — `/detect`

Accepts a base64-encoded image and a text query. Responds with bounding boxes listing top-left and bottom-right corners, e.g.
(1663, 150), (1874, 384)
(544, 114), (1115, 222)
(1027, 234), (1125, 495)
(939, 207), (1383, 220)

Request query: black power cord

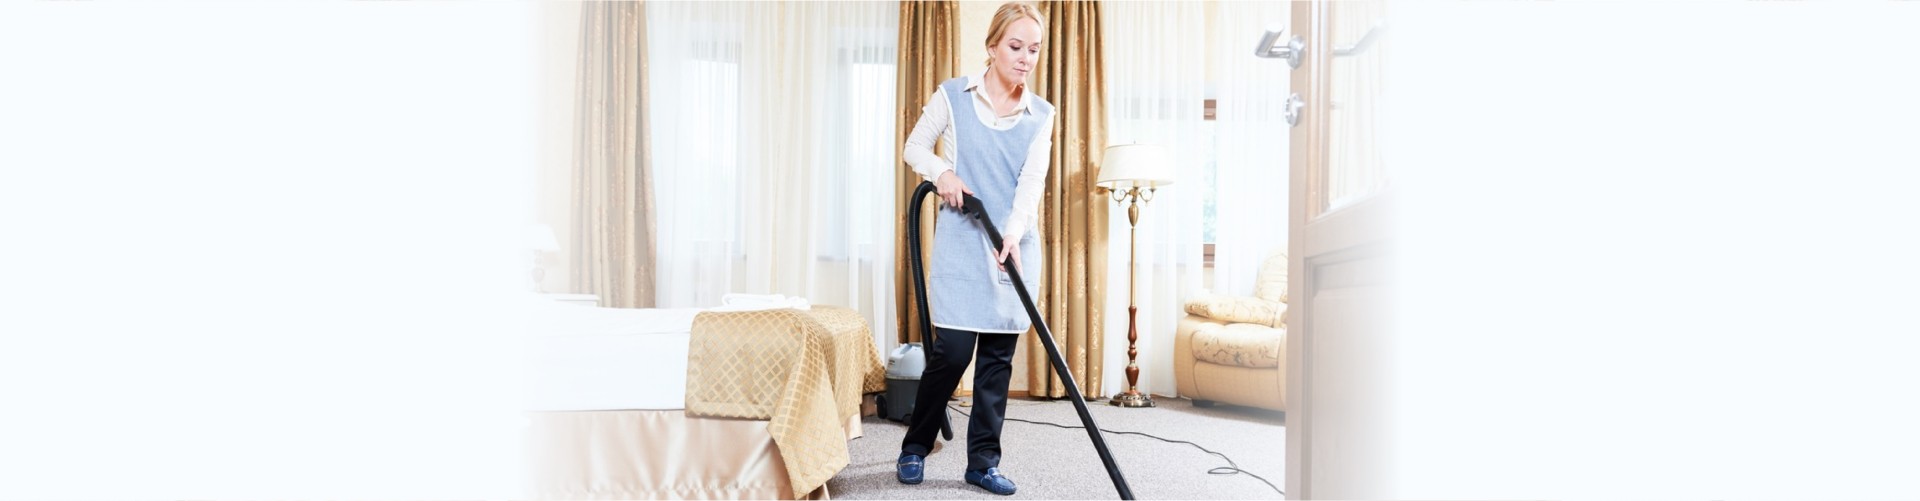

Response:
(946, 403), (1285, 496)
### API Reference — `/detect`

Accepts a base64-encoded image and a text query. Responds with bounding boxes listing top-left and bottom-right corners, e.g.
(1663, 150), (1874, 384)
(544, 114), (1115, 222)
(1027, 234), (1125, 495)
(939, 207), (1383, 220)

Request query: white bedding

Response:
(522, 294), (812, 412)
(523, 300), (704, 411)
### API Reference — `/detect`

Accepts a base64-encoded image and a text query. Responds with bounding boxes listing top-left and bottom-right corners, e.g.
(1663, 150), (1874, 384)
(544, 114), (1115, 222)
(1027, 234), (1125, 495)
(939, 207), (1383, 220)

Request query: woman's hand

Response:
(995, 236), (1021, 274)
(935, 170), (972, 210)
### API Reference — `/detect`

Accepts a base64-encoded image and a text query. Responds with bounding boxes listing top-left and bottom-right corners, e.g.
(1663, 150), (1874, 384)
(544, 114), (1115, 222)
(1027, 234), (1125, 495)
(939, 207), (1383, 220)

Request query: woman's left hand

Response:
(995, 237), (1021, 274)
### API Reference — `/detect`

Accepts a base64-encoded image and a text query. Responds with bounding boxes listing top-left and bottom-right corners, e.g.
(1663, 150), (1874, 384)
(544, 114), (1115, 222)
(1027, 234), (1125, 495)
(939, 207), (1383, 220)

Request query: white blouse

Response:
(901, 71), (1055, 244)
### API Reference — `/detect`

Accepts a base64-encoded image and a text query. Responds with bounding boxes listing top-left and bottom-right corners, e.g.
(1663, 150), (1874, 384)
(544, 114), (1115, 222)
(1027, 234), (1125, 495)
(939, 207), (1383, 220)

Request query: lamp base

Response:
(1108, 390), (1156, 408)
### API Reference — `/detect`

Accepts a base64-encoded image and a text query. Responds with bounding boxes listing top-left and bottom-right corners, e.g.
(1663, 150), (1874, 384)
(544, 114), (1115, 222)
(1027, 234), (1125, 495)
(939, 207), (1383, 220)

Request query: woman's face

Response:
(989, 17), (1043, 86)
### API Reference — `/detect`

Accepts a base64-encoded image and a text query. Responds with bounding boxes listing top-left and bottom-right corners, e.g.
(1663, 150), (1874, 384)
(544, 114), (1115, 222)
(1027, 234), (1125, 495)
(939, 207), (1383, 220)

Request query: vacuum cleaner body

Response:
(880, 343), (926, 422)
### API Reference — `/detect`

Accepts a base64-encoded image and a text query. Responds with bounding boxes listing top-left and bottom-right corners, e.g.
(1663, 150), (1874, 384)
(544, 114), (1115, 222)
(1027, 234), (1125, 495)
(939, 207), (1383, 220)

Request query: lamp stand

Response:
(1110, 186), (1156, 408)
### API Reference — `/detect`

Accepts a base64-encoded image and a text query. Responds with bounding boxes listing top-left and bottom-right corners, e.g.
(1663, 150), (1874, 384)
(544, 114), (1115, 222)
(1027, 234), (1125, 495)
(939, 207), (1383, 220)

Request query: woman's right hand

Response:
(935, 170), (972, 210)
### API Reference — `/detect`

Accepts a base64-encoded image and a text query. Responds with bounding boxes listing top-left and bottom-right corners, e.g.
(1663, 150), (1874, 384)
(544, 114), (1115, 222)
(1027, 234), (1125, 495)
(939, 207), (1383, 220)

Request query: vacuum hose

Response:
(906, 181), (1135, 500)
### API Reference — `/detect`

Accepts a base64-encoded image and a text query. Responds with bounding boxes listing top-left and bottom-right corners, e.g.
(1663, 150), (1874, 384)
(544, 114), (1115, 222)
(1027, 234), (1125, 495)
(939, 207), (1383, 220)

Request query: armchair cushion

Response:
(1244, 247), (1290, 301)
(1253, 250), (1289, 304)
(1190, 322), (1283, 368)
(1184, 295), (1287, 328)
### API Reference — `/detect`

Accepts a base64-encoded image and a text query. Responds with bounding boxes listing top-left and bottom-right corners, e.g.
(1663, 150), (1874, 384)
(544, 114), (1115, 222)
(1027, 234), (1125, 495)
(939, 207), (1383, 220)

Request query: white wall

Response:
(0, 2), (540, 498)
(1378, 1), (1920, 499)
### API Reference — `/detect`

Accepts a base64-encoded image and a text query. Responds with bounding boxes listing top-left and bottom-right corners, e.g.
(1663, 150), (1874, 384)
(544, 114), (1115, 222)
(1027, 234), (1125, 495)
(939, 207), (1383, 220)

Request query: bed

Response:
(522, 296), (884, 500)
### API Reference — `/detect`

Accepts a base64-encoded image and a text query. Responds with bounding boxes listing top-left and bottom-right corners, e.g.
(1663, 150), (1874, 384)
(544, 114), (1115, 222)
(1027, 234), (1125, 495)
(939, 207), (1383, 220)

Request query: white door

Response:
(1282, 0), (1395, 498)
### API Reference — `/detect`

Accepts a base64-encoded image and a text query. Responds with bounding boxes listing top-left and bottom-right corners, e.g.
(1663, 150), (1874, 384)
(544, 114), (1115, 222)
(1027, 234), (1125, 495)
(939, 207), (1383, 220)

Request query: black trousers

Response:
(901, 326), (1020, 471)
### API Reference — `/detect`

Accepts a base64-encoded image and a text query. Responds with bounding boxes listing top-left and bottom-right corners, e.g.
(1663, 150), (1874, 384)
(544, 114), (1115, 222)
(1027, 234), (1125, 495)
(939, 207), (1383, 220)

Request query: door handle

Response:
(1285, 93), (1305, 127)
(1254, 27), (1305, 69)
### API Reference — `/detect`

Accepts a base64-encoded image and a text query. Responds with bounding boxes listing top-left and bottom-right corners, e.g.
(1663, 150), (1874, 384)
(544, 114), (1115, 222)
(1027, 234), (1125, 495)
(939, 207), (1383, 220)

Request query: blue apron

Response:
(928, 76), (1054, 334)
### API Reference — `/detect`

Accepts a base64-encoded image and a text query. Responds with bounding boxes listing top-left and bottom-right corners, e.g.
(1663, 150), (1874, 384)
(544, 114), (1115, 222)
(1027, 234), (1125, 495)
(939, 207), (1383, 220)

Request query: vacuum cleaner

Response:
(879, 343), (925, 422)
(901, 180), (1135, 500)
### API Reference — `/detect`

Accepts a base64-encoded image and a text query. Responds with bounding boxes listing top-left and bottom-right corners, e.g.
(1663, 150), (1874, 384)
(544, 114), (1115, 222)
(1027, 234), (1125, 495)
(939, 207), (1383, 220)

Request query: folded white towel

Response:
(721, 293), (784, 306)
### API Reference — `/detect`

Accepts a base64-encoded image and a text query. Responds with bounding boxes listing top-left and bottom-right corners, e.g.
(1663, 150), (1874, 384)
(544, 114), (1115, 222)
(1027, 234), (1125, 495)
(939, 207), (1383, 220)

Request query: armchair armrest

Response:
(1183, 294), (1287, 329)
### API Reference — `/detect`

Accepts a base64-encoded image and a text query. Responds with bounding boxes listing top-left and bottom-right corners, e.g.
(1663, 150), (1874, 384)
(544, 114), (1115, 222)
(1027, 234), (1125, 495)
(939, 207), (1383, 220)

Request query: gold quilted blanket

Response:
(684, 306), (887, 498)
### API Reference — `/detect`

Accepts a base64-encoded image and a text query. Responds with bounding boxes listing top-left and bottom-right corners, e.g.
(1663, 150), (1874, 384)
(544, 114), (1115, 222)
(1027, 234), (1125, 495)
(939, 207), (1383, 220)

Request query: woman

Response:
(896, 2), (1052, 496)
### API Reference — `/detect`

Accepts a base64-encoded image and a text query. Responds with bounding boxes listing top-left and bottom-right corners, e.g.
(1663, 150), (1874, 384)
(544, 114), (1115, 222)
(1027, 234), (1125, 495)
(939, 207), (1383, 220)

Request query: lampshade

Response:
(1096, 144), (1176, 190)
(526, 224), (561, 252)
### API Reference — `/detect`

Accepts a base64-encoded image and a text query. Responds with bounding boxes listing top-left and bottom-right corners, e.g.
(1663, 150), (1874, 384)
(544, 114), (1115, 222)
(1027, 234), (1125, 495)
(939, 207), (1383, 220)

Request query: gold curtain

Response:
(895, 0), (960, 345)
(1027, 0), (1108, 399)
(571, 1), (657, 309)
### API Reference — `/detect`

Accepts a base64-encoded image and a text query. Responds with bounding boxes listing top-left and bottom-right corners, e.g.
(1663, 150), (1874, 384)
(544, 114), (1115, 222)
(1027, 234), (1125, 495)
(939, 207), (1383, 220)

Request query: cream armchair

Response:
(1174, 251), (1288, 411)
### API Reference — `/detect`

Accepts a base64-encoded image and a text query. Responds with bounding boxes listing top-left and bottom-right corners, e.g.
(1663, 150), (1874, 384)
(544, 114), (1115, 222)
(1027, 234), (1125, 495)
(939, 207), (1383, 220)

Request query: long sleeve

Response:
(902, 86), (954, 184)
(999, 111), (1054, 244)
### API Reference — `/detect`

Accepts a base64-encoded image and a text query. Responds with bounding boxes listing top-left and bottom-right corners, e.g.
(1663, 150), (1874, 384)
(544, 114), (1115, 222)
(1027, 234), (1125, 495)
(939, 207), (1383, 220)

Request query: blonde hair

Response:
(984, 2), (1045, 68)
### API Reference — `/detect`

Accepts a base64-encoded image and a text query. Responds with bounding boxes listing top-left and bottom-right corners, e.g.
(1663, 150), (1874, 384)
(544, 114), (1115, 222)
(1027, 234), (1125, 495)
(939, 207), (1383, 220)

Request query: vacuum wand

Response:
(905, 181), (1135, 500)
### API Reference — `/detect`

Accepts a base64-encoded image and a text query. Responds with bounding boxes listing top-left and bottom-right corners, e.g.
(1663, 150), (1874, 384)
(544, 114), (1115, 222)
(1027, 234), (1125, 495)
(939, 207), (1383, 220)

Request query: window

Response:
(645, 1), (899, 313)
(817, 54), (896, 261)
(683, 59), (740, 249)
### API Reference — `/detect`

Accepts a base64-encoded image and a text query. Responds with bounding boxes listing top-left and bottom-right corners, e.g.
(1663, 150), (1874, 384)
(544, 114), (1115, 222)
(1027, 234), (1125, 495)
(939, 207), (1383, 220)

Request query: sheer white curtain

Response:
(1102, 0), (1209, 398)
(1211, 1), (1292, 296)
(648, 1), (900, 347)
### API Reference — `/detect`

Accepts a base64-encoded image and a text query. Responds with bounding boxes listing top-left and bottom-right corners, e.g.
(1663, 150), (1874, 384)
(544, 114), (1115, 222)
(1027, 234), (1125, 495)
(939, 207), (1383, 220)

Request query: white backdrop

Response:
(1389, 1), (1920, 499)
(0, 2), (536, 498)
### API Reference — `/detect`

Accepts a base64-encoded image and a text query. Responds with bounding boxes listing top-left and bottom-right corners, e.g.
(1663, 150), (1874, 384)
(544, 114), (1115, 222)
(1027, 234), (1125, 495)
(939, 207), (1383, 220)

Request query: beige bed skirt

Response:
(526, 410), (863, 500)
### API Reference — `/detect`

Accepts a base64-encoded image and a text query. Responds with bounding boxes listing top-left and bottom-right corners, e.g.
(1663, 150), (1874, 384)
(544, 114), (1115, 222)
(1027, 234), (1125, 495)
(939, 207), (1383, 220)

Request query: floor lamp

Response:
(1096, 144), (1174, 408)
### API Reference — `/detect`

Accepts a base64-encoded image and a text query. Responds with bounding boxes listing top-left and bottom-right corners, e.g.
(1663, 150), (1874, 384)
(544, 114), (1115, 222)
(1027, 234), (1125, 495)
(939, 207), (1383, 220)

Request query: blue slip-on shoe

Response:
(965, 467), (1017, 496)
(896, 453), (924, 484)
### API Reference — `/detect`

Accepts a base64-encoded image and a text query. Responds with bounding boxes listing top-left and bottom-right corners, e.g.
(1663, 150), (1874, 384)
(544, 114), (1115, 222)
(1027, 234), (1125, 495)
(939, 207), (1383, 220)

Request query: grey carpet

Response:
(828, 396), (1286, 500)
